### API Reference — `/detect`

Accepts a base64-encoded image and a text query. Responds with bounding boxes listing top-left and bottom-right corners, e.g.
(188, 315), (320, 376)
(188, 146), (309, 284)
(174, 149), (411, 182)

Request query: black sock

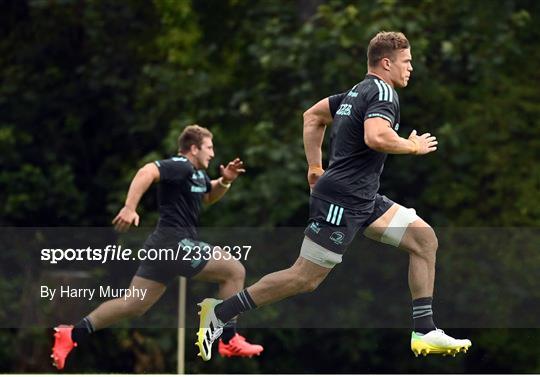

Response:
(215, 289), (257, 324)
(220, 318), (237, 344)
(412, 297), (436, 334)
(72, 317), (94, 344)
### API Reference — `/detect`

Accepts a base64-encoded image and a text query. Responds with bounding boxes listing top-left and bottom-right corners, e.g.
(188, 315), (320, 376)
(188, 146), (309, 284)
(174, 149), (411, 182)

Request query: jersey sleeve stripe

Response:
(374, 79), (383, 101)
(379, 80), (389, 101)
(377, 80), (385, 101)
(374, 79), (394, 102)
(385, 82), (393, 102)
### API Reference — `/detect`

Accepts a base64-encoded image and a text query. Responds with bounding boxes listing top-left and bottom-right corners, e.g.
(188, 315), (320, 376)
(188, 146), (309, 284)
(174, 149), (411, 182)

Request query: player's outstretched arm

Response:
(204, 158), (245, 205)
(303, 98), (333, 188)
(112, 163), (160, 232)
(364, 118), (438, 155)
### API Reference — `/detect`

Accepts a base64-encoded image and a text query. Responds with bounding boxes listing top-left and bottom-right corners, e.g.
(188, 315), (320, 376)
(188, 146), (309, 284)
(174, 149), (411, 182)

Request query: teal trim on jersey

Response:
(191, 185), (207, 193)
(366, 112), (393, 124)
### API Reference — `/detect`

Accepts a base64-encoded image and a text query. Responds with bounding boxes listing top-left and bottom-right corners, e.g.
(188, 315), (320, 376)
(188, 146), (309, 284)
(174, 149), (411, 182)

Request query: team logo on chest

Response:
(190, 171), (207, 193)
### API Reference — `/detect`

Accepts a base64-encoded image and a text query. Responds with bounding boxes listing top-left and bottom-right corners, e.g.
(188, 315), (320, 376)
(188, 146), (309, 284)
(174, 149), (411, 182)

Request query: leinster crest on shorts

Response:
(330, 231), (345, 245)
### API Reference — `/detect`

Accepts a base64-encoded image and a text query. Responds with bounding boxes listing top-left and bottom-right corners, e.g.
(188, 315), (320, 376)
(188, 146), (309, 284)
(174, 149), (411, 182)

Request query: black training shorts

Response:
(304, 194), (394, 254)
(135, 232), (210, 285)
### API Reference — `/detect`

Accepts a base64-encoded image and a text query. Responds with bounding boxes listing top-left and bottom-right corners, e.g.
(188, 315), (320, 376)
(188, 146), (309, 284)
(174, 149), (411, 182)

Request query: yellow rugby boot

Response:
(195, 298), (224, 361)
(411, 329), (471, 357)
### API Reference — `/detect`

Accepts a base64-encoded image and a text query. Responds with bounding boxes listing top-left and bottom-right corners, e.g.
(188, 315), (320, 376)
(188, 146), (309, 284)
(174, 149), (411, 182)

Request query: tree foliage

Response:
(1, 0), (539, 372)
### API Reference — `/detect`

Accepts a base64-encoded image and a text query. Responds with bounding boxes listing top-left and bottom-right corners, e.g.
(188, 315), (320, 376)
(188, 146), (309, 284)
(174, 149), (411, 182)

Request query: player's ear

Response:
(382, 57), (391, 71)
(190, 143), (199, 155)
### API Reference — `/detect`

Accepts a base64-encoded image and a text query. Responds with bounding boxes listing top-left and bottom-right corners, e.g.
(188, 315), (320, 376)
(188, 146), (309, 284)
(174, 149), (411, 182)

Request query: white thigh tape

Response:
(380, 206), (419, 247)
(300, 236), (342, 268)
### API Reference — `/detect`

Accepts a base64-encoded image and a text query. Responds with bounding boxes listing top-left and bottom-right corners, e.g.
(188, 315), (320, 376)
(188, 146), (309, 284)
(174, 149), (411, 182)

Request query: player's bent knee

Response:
(414, 227), (438, 255)
(380, 206), (420, 247)
(221, 257), (245, 280)
(403, 225), (438, 257)
(231, 260), (246, 281)
(300, 236), (342, 268)
(426, 228), (438, 251)
(210, 249), (246, 280)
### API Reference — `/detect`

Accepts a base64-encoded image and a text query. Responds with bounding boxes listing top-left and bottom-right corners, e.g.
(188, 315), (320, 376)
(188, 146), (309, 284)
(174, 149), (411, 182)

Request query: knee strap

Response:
(380, 206), (419, 247)
(300, 236), (342, 268)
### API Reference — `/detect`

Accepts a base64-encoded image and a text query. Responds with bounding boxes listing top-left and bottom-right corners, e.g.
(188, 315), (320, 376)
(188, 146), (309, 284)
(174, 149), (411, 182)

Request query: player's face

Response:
(195, 137), (214, 169)
(390, 48), (413, 88)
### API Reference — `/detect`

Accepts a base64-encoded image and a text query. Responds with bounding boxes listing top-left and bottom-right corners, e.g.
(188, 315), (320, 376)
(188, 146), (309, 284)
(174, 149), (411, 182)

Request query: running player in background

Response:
(51, 125), (262, 369)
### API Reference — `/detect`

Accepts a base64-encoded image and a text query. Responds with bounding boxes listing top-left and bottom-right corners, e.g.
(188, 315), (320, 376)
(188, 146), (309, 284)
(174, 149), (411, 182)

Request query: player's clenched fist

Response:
(307, 165), (325, 188)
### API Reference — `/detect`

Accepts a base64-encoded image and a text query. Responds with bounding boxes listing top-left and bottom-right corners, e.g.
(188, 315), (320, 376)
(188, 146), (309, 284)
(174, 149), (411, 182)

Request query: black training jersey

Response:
(312, 74), (400, 206)
(153, 156), (212, 238)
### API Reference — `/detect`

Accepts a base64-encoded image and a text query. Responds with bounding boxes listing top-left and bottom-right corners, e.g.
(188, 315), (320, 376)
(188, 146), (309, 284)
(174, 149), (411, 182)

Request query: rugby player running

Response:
(51, 125), (263, 369)
(195, 32), (471, 360)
